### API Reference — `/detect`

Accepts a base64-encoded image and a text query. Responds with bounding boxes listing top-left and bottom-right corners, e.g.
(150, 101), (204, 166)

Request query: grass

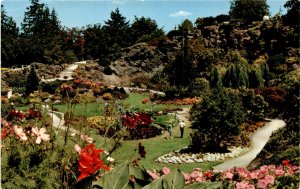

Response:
(91, 118), (219, 173)
(14, 93), (218, 172)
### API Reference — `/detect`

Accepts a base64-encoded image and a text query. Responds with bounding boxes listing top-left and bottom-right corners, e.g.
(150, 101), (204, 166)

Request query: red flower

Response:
(282, 160), (291, 166)
(122, 113), (152, 129)
(204, 171), (212, 179)
(77, 144), (110, 181)
(1, 128), (7, 140)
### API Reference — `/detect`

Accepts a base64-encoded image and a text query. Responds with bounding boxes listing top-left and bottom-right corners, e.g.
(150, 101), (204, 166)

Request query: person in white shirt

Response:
(178, 120), (185, 138)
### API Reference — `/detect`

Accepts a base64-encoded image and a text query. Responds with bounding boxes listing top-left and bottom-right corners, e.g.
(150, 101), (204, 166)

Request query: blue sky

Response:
(2, 0), (287, 32)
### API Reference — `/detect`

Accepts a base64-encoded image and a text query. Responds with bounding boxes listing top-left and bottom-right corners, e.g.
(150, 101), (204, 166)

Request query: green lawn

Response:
(15, 93), (218, 172)
(91, 119), (219, 173)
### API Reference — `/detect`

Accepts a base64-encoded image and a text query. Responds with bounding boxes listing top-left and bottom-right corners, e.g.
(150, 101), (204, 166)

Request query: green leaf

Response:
(98, 163), (130, 189)
(73, 175), (95, 189)
(184, 182), (223, 189)
(142, 169), (185, 189)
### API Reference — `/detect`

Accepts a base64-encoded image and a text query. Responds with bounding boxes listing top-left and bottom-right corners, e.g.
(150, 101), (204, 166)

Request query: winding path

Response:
(47, 110), (79, 134)
(213, 119), (286, 171)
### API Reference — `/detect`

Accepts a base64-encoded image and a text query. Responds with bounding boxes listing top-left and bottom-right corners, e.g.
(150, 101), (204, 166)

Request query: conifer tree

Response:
(25, 65), (40, 95)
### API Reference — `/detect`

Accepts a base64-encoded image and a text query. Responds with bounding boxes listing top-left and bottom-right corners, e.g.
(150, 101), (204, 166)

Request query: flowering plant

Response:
(76, 143), (110, 181)
(122, 112), (152, 129)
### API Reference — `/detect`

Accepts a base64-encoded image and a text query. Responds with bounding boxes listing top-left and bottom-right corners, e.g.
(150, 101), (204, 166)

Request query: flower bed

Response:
(155, 146), (249, 164)
(155, 97), (201, 105)
(146, 161), (300, 188)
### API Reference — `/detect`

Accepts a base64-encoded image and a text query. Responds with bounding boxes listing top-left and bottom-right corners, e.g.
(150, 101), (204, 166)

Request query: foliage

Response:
(282, 0), (300, 27)
(40, 80), (62, 94)
(190, 89), (245, 152)
(189, 78), (210, 97)
(252, 84), (299, 167)
(1, 5), (19, 67)
(131, 16), (164, 43)
(229, 0), (269, 23)
(179, 19), (194, 33)
(223, 51), (250, 88)
(242, 90), (268, 121)
(195, 14), (230, 29)
(121, 112), (162, 140)
(25, 65), (41, 95)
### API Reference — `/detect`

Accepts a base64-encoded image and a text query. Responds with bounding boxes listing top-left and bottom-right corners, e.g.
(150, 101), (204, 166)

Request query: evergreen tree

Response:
(83, 24), (108, 59)
(21, 0), (61, 63)
(229, 0), (269, 22)
(1, 5), (19, 67)
(103, 8), (132, 51)
(25, 65), (41, 95)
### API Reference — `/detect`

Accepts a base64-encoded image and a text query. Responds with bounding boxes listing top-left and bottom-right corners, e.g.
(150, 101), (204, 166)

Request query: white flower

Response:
(80, 134), (93, 143)
(32, 127), (50, 144)
(107, 157), (114, 162)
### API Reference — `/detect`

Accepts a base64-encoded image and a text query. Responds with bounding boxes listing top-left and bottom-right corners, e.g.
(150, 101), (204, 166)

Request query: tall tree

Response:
(283, 0), (300, 26)
(21, 0), (61, 63)
(131, 16), (164, 42)
(83, 24), (108, 59)
(1, 5), (19, 67)
(229, 0), (269, 22)
(103, 8), (132, 50)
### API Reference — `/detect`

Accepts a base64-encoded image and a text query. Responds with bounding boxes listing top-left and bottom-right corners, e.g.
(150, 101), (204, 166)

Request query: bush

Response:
(41, 80), (62, 94)
(103, 66), (113, 75)
(190, 89), (245, 152)
(102, 93), (113, 100)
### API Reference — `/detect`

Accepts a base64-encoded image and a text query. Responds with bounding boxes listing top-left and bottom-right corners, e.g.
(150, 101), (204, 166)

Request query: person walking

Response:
(178, 120), (185, 138)
(167, 122), (173, 138)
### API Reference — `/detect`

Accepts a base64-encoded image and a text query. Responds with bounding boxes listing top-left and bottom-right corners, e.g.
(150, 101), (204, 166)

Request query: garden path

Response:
(161, 107), (191, 138)
(41, 61), (87, 83)
(47, 110), (79, 134)
(213, 119), (286, 171)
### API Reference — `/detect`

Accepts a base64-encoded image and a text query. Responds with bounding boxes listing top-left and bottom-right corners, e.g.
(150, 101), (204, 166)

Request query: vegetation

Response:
(229, 0), (269, 22)
(190, 89), (245, 152)
(1, 0), (299, 188)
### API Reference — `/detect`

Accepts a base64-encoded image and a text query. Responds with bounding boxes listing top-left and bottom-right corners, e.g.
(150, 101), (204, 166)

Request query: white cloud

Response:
(169, 10), (192, 17)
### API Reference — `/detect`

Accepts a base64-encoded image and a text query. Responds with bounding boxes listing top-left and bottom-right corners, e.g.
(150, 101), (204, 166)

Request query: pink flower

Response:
(13, 125), (28, 141)
(224, 171), (234, 180)
(246, 184), (256, 189)
(236, 181), (248, 189)
(147, 170), (159, 180)
(32, 127), (50, 144)
(74, 144), (81, 154)
(275, 169), (284, 176)
(162, 167), (170, 175)
(264, 175), (275, 185)
(81, 134), (93, 143)
(195, 174), (205, 182)
(182, 172), (191, 182)
(190, 171), (200, 179)
(249, 171), (259, 179)
(257, 179), (269, 189)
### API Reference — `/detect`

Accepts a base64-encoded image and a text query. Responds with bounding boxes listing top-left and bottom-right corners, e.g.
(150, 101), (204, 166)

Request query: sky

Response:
(2, 0), (287, 32)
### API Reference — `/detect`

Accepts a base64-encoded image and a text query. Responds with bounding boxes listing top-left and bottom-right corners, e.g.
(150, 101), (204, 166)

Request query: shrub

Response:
(190, 89), (245, 152)
(102, 93), (113, 100)
(41, 80), (62, 94)
(189, 78), (210, 97)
